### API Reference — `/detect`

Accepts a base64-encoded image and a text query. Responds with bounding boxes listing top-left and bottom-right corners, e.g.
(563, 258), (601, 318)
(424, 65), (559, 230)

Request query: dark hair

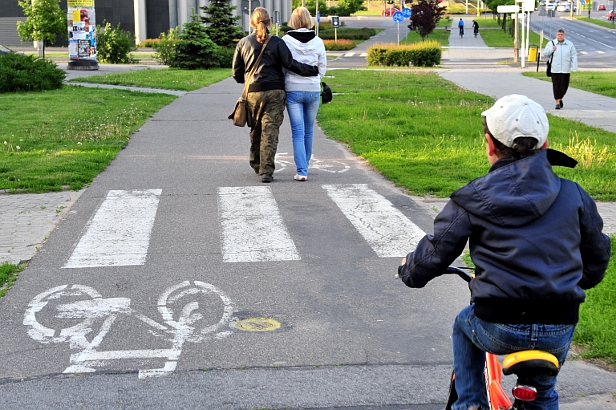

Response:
(482, 117), (542, 159)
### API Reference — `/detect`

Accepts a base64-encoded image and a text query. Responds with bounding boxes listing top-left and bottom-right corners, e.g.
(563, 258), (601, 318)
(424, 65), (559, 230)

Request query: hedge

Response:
(366, 41), (442, 67)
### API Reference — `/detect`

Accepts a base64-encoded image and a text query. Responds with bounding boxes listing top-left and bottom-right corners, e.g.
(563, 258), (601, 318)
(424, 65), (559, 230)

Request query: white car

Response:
(546, 2), (556, 10)
(556, 3), (570, 11)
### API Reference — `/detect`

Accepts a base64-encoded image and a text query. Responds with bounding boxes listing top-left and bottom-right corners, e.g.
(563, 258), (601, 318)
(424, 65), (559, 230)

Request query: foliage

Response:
(367, 41), (442, 67)
(338, 0), (367, 15)
(0, 262), (25, 298)
(214, 47), (235, 68)
(200, 0), (244, 48)
(0, 53), (66, 93)
(409, 0), (446, 40)
(16, 0), (67, 58)
(291, 0), (328, 16)
(153, 27), (180, 65)
(318, 27), (377, 40)
(323, 39), (356, 50)
(97, 21), (138, 64)
(171, 13), (220, 69)
(139, 39), (160, 47)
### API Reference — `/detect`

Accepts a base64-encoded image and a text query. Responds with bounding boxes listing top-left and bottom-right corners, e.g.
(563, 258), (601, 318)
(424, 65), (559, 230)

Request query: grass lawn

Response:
(480, 27), (549, 48)
(522, 71), (616, 99)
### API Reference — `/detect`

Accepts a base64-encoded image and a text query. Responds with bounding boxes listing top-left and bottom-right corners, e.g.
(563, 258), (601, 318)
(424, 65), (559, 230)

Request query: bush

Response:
(97, 21), (138, 64)
(153, 27), (179, 65)
(323, 39), (356, 51)
(139, 39), (160, 47)
(0, 53), (66, 93)
(366, 41), (441, 67)
(171, 13), (220, 69)
(214, 47), (234, 68)
(319, 27), (376, 40)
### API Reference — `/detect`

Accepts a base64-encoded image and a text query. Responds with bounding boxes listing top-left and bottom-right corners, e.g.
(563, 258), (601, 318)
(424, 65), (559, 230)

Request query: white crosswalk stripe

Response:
(64, 189), (162, 268)
(323, 184), (425, 258)
(64, 185), (426, 266)
(218, 186), (301, 263)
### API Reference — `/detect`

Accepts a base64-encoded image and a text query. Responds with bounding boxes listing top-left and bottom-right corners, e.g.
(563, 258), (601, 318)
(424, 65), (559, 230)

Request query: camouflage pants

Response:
(246, 89), (286, 177)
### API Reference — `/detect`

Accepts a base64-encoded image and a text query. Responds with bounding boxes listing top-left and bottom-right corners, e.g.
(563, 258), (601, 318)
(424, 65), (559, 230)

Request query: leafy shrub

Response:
(214, 47), (235, 68)
(0, 53), (66, 93)
(319, 27), (376, 40)
(153, 27), (179, 65)
(366, 41), (441, 67)
(171, 13), (220, 69)
(139, 38), (160, 47)
(97, 21), (138, 64)
(323, 39), (356, 51)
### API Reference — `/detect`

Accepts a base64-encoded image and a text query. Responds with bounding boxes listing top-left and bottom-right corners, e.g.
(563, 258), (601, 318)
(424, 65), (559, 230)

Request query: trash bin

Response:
(528, 44), (538, 62)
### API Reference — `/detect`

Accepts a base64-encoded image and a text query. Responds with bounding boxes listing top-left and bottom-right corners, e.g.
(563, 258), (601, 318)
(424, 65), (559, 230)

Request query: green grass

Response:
(0, 86), (177, 193)
(574, 238), (616, 365)
(522, 71), (616, 99)
(0, 262), (24, 297)
(317, 70), (616, 200)
(70, 67), (230, 91)
(480, 27), (549, 48)
(401, 19), (452, 46)
(573, 15), (616, 29)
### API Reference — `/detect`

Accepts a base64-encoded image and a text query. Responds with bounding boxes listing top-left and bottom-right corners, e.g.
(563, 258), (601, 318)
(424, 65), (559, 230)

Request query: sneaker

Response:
(555, 104), (560, 110)
(294, 175), (307, 181)
(560, 100), (563, 108)
(261, 175), (273, 183)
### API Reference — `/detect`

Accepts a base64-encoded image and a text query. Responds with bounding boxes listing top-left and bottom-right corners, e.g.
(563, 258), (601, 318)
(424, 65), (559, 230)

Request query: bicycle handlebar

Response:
(444, 266), (474, 283)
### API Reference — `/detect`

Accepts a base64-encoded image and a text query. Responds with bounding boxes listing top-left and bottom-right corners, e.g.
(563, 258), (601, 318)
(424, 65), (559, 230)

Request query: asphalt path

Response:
(1, 16), (616, 410)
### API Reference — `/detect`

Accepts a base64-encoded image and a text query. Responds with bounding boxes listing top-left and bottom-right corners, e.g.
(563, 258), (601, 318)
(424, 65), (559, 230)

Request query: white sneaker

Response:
(294, 175), (307, 181)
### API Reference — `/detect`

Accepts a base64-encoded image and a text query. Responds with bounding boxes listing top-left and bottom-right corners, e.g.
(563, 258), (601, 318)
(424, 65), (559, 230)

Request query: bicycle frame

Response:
(485, 352), (513, 410)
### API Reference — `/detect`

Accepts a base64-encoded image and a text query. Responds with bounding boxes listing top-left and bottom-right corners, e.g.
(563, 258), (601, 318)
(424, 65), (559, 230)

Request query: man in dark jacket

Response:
(398, 94), (611, 410)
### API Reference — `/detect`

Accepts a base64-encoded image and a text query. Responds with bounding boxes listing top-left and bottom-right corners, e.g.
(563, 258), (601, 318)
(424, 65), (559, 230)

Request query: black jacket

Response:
(399, 150), (611, 324)
(232, 33), (318, 93)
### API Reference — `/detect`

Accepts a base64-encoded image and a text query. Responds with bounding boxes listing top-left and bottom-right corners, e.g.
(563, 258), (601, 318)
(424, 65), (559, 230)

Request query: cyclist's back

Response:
(397, 95), (611, 410)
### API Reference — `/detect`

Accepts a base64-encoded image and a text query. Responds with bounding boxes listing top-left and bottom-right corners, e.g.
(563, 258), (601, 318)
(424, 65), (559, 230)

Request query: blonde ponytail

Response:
(250, 7), (270, 43)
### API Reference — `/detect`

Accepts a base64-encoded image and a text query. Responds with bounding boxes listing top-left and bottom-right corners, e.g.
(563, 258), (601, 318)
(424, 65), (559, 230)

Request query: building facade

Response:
(0, 0), (291, 46)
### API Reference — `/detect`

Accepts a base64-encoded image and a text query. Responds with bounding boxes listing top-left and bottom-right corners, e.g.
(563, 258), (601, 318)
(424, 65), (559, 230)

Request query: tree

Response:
(17, 0), (67, 58)
(172, 12), (220, 69)
(200, 0), (245, 48)
(408, 0), (445, 40)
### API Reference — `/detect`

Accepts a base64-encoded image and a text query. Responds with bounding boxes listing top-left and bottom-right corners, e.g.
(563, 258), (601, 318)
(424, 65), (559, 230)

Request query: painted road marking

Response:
(323, 184), (425, 258)
(24, 281), (236, 378)
(64, 189), (162, 268)
(218, 186), (300, 262)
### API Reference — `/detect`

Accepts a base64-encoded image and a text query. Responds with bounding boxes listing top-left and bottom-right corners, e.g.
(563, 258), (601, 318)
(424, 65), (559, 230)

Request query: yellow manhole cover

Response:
(234, 317), (281, 332)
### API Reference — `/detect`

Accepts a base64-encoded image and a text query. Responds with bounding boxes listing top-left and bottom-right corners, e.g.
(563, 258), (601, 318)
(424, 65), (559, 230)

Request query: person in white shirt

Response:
(282, 7), (327, 181)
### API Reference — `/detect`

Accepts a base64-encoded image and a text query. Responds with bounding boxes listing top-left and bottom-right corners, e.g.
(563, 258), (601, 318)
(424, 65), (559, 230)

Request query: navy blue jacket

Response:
(399, 150), (611, 324)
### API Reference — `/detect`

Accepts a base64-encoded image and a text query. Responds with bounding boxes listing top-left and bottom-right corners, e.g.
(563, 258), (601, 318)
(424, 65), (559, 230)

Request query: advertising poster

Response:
(67, 0), (97, 61)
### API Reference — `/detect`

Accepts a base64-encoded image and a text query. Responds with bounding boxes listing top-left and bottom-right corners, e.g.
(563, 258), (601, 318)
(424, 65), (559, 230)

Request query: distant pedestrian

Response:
(282, 7), (327, 182)
(458, 18), (464, 38)
(472, 20), (479, 37)
(543, 28), (577, 110)
(232, 7), (318, 183)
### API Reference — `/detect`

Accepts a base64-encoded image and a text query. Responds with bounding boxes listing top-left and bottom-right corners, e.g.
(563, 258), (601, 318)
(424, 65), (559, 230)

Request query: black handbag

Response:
(546, 41), (554, 77)
(321, 82), (333, 104)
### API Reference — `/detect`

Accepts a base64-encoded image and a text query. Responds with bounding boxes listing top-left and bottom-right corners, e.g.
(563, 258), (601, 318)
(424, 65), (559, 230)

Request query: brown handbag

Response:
(229, 36), (270, 127)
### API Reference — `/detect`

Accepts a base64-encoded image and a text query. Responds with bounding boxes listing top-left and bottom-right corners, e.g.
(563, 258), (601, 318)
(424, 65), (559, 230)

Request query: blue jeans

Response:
(286, 91), (320, 176)
(452, 304), (575, 410)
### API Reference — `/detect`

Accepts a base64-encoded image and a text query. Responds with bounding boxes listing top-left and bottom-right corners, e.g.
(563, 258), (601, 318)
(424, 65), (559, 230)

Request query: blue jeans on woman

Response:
(451, 304), (575, 410)
(286, 91), (320, 177)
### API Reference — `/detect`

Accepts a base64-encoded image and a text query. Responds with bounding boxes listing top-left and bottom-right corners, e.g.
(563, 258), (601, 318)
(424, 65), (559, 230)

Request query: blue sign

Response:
(392, 11), (404, 23)
(402, 7), (412, 18)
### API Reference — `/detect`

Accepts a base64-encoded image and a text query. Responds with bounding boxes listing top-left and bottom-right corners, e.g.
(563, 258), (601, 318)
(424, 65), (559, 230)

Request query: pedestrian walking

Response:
(282, 7), (327, 182)
(232, 7), (318, 183)
(543, 28), (577, 110)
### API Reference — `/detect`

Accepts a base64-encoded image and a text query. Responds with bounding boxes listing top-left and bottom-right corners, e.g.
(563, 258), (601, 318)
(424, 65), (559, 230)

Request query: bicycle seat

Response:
(502, 350), (559, 377)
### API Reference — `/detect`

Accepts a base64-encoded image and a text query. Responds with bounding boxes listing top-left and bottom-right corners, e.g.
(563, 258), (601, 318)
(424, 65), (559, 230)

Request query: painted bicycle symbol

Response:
(23, 281), (236, 378)
(275, 153), (350, 174)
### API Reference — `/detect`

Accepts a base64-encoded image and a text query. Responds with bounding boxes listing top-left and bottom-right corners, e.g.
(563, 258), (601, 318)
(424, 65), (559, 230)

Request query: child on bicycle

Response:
(397, 94), (611, 410)
(458, 18), (464, 37)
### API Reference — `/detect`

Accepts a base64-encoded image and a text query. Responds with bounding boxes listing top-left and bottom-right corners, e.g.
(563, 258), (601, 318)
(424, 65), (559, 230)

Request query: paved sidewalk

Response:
(2, 37), (615, 266)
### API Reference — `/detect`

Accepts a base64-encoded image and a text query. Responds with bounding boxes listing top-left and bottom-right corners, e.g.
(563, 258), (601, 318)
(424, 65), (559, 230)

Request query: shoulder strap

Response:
(548, 41), (555, 63)
(242, 36), (271, 98)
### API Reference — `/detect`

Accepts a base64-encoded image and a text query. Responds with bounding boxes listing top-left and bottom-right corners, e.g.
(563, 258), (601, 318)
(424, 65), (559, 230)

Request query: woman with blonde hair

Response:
(282, 7), (327, 181)
(232, 7), (318, 183)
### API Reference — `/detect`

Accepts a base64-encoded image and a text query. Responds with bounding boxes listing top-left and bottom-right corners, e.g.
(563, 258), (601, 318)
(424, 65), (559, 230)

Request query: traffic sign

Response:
(402, 7), (412, 18)
(393, 11), (404, 23)
(497, 4), (520, 12)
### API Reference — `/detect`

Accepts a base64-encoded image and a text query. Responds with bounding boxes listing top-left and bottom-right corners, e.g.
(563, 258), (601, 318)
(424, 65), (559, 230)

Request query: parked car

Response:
(546, 1), (557, 10)
(598, 4), (607, 10)
(382, 7), (399, 16)
(0, 44), (14, 55)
